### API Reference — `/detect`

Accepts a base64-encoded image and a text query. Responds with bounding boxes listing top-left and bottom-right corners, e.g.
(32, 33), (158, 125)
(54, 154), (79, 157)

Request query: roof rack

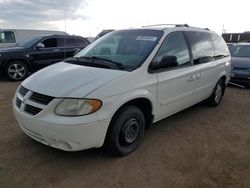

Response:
(142, 24), (209, 30)
(142, 24), (189, 27)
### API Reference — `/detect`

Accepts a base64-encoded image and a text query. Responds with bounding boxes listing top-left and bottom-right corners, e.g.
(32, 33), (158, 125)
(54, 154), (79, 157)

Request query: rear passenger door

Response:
(57, 38), (75, 59)
(185, 31), (217, 101)
(74, 38), (89, 52)
(61, 38), (89, 58)
(154, 31), (197, 121)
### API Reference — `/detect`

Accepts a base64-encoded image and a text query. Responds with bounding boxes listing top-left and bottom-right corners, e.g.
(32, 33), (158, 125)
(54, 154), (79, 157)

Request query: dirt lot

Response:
(0, 79), (250, 188)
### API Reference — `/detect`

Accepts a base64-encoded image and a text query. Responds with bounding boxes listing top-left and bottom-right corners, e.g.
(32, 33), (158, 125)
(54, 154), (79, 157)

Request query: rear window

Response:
(0, 31), (16, 43)
(185, 31), (214, 64)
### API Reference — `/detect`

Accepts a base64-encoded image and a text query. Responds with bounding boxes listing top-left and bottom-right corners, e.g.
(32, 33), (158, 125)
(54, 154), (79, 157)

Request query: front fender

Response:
(95, 89), (157, 121)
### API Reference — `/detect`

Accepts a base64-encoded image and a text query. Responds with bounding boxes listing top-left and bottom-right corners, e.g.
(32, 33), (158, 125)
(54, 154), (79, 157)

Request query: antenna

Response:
(64, 9), (67, 59)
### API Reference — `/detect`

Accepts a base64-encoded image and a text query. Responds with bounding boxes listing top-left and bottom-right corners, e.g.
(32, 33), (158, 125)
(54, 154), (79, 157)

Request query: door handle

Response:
(196, 73), (203, 79)
(53, 49), (60, 52)
(187, 75), (196, 82)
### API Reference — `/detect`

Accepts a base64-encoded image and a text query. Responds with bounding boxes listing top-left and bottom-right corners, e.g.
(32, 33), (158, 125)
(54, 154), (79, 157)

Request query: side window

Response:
(185, 31), (214, 64)
(155, 32), (191, 66)
(66, 38), (75, 47)
(0, 31), (16, 43)
(212, 34), (230, 59)
(74, 39), (88, 46)
(56, 38), (66, 47)
(42, 38), (57, 48)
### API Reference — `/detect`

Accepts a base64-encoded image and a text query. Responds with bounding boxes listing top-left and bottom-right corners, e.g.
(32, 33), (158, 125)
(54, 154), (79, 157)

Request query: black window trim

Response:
(148, 31), (193, 73)
(33, 36), (88, 50)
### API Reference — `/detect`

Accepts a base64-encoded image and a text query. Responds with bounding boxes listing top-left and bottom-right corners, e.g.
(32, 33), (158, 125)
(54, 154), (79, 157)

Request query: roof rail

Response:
(142, 24), (189, 28)
(142, 24), (210, 30)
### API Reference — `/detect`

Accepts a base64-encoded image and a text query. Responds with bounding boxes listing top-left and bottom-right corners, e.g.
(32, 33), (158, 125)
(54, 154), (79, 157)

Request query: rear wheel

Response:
(207, 79), (225, 106)
(106, 106), (145, 157)
(5, 61), (28, 81)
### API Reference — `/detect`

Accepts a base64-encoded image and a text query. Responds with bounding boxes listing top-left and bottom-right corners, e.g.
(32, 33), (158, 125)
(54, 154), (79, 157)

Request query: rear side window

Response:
(0, 31), (16, 43)
(66, 38), (75, 47)
(154, 32), (191, 66)
(56, 38), (89, 47)
(211, 34), (230, 59)
(57, 38), (76, 47)
(185, 31), (214, 64)
(74, 38), (89, 46)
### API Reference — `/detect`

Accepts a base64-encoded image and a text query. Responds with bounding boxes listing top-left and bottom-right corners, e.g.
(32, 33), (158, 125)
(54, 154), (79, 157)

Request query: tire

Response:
(5, 60), (28, 81)
(106, 106), (145, 157)
(207, 79), (225, 106)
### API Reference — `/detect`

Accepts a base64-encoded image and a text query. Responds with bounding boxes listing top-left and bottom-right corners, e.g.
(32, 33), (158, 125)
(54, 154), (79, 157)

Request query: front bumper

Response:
(13, 98), (111, 151)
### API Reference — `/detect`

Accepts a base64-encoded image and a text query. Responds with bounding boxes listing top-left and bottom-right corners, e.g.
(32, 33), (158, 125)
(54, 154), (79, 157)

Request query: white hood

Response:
(22, 62), (127, 98)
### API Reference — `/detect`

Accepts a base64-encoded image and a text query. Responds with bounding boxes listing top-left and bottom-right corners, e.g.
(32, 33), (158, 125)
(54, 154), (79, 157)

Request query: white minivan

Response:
(13, 25), (231, 156)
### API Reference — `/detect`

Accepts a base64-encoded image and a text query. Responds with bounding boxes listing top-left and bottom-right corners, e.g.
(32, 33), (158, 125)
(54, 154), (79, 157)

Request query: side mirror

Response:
(36, 43), (45, 49)
(150, 55), (178, 70)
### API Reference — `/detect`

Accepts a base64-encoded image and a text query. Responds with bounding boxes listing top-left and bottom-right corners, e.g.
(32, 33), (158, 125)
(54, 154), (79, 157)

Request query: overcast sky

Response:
(0, 0), (249, 37)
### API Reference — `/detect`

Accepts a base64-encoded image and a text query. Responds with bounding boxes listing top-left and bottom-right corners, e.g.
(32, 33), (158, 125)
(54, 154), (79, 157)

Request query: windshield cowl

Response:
(65, 56), (137, 71)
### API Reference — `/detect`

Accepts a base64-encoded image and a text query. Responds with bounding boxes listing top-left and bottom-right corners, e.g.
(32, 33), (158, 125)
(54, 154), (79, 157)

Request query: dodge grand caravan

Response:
(13, 25), (231, 156)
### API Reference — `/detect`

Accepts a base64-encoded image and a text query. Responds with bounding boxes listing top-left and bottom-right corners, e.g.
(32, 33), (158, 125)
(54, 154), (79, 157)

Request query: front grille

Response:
(16, 97), (22, 108)
(19, 86), (29, 96)
(16, 86), (55, 116)
(24, 104), (42, 115)
(30, 92), (54, 105)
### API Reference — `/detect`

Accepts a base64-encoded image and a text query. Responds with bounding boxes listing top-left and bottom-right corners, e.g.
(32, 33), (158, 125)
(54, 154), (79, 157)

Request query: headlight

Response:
(55, 98), (102, 116)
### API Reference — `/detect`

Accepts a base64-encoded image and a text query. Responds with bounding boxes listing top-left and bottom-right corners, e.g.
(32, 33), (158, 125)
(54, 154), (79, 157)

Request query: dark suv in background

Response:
(0, 35), (89, 80)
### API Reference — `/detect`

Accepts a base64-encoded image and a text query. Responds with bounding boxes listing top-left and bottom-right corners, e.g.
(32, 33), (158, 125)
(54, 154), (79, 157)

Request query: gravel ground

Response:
(0, 79), (250, 188)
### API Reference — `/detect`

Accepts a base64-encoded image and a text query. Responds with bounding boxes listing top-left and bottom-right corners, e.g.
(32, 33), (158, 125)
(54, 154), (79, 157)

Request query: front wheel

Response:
(106, 106), (145, 157)
(207, 79), (225, 106)
(5, 61), (28, 81)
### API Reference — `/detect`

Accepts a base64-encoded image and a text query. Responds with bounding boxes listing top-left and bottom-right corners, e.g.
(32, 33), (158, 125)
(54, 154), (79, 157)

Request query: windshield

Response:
(230, 45), (250, 57)
(75, 29), (163, 69)
(16, 36), (43, 48)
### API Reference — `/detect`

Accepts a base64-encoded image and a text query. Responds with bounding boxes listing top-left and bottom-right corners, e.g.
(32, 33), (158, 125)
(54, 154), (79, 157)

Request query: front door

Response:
(30, 37), (64, 69)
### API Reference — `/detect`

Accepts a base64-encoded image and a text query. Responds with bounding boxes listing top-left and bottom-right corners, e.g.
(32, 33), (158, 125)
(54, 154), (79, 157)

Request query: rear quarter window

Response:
(185, 31), (214, 64)
(211, 34), (230, 59)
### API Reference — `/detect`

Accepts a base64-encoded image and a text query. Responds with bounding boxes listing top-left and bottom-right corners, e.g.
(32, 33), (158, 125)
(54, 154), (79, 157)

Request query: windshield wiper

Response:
(78, 56), (126, 70)
(65, 56), (126, 70)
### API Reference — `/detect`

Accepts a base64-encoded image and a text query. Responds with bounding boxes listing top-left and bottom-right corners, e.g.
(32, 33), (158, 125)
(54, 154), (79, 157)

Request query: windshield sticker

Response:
(136, 36), (157, 41)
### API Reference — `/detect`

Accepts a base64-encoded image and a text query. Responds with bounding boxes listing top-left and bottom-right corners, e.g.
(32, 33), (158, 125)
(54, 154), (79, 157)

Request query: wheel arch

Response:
(3, 57), (32, 72)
